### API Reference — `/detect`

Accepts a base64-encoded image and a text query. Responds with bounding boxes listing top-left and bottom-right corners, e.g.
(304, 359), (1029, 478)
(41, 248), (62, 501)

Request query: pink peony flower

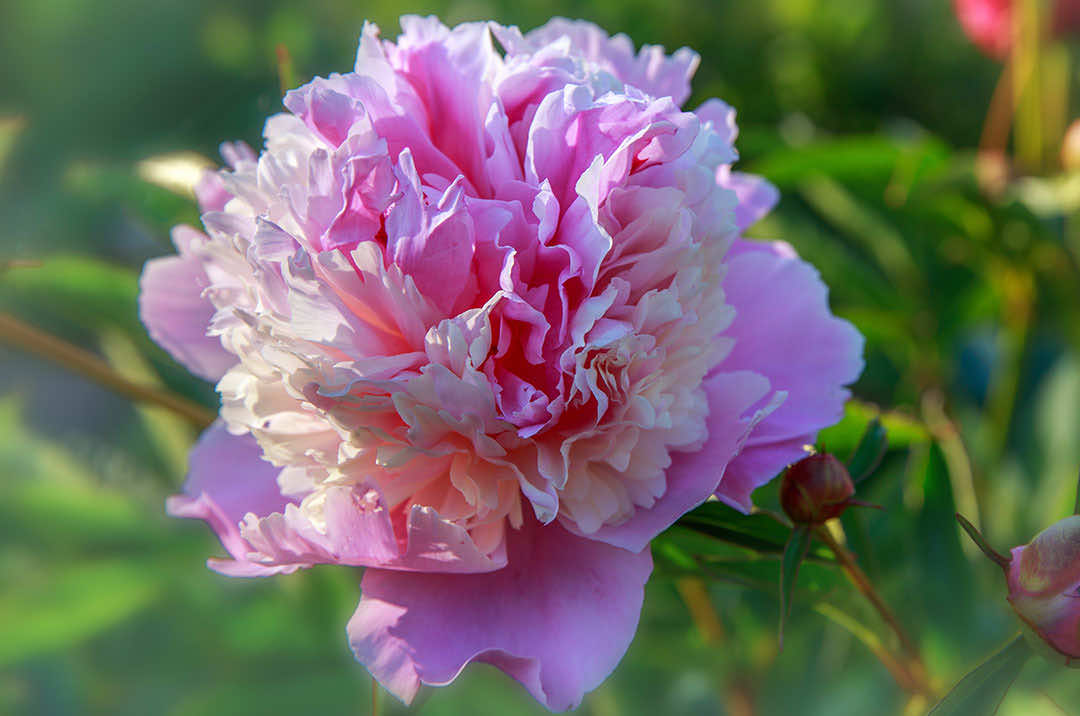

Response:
(140, 16), (863, 710)
(954, 0), (1080, 58)
(1006, 515), (1080, 665)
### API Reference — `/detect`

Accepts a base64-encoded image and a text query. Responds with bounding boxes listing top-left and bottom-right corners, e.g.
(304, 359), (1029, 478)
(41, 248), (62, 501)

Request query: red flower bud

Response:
(780, 453), (855, 525)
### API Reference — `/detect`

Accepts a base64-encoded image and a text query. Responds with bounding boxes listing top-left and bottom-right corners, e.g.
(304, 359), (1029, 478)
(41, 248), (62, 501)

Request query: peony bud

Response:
(780, 453), (856, 525)
(955, 0), (1080, 59)
(1006, 515), (1080, 665)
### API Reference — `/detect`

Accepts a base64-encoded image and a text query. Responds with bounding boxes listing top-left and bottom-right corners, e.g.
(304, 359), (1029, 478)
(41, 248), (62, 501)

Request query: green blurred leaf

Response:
(676, 501), (796, 554)
(0, 255), (141, 338)
(929, 636), (1032, 716)
(779, 526), (811, 644)
(0, 398), (172, 552)
(64, 160), (199, 234)
(0, 255), (218, 406)
(699, 557), (846, 600)
(0, 560), (161, 666)
(0, 115), (26, 178)
(800, 175), (923, 294)
(819, 400), (928, 457)
(915, 442), (975, 633)
(847, 417), (887, 483)
(750, 136), (948, 190)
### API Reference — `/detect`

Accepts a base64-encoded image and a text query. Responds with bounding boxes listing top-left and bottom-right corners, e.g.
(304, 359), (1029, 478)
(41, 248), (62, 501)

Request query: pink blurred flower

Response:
(1006, 516), (1080, 664)
(140, 16), (862, 710)
(955, 0), (1080, 58)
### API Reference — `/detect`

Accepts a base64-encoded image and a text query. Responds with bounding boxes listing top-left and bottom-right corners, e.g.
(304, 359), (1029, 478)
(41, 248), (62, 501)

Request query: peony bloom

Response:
(1006, 515), (1080, 665)
(141, 16), (863, 710)
(954, 0), (1080, 58)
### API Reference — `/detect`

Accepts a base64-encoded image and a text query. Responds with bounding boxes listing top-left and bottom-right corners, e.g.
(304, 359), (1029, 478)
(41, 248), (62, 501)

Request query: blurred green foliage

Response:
(4, 0), (1080, 714)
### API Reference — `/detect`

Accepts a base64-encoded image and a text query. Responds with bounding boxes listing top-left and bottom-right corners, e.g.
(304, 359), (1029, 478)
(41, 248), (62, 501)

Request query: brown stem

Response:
(812, 603), (922, 696)
(813, 526), (934, 698)
(0, 312), (216, 429)
(725, 676), (756, 716)
(676, 576), (726, 644)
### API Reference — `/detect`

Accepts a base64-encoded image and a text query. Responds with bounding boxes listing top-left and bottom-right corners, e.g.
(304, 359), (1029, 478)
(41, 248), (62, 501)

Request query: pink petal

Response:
(220, 494), (508, 577)
(582, 371), (777, 552)
(715, 239), (864, 511)
(166, 423), (292, 572)
(169, 425), (508, 577)
(348, 518), (652, 711)
(717, 167), (780, 231)
(526, 18), (700, 106)
(138, 227), (235, 382)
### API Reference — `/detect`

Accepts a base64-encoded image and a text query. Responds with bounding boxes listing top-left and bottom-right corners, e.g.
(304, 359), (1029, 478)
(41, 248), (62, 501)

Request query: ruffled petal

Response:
(715, 239), (864, 511)
(169, 424), (508, 577)
(525, 18), (699, 106)
(348, 518), (652, 711)
(139, 227), (235, 382)
(581, 370), (779, 552)
(213, 492), (508, 577)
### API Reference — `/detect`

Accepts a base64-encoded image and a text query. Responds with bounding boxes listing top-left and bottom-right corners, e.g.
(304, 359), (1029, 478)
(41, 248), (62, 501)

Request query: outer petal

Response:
(166, 422), (292, 573)
(581, 370), (779, 552)
(715, 239), (864, 511)
(139, 227), (235, 382)
(349, 518), (652, 711)
(716, 166), (779, 232)
(217, 494), (508, 576)
(168, 428), (507, 578)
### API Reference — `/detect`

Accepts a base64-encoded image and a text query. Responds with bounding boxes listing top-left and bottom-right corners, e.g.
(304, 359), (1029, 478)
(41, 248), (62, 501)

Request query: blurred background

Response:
(3, 0), (1080, 714)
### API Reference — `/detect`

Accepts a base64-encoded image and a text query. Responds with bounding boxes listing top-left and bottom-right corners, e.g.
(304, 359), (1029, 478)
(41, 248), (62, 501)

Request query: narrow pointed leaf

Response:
(677, 502), (794, 553)
(847, 417), (887, 483)
(779, 526), (812, 646)
(676, 502), (833, 559)
(928, 635), (1032, 716)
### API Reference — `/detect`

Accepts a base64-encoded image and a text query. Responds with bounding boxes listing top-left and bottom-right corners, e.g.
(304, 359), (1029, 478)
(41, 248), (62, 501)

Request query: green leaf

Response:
(0, 255), (218, 406)
(779, 526), (811, 645)
(799, 175), (923, 294)
(0, 255), (141, 340)
(0, 560), (161, 666)
(0, 398), (173, 553)
(698, 557), (846, 599)
(748, 135), (948, 190)
(676, 501), (797, 555)
(818, 400), (928, 457)
(847, 417), (887, 483)
(0, 115), (25, 177)
(928, 636), (1032, 716)
(916, 442), (976, 635)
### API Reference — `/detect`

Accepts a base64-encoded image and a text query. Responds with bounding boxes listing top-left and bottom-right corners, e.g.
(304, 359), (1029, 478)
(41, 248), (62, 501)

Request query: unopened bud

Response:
(780, 453), (855, 525)
(1006, 515), (1080, 665)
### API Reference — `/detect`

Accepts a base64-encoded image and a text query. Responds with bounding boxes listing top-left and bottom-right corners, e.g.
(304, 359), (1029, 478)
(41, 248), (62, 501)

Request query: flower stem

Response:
(676, 576), (726, 644)
(813, 525), (934, 698)
(813, 602), (922, 696)
(0, 312), (216, 429)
